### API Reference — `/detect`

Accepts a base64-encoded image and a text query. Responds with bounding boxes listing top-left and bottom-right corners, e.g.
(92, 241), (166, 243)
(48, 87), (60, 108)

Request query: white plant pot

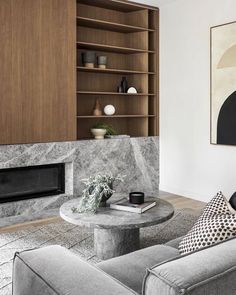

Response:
(91, 128), (107, 139)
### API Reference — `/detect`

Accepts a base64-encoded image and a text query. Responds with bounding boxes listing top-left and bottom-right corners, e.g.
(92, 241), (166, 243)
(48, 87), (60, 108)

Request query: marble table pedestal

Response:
(60, 196), (174, 260)
(94, 228), (140, 260)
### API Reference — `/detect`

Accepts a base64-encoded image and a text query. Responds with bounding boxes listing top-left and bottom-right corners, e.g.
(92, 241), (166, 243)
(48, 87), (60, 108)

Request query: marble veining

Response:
(0, 137), (159, 227)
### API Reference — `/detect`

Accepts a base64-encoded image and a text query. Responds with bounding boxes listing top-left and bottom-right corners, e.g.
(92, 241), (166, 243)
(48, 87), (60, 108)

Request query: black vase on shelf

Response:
(117, 77), (128, 93)
(121, 77), (128, 93)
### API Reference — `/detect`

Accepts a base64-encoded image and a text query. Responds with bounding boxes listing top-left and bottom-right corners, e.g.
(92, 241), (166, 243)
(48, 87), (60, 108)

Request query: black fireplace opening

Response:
(0, 163), (65, 203)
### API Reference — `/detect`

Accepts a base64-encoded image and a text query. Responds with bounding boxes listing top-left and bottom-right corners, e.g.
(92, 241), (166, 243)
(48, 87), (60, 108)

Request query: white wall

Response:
(159, 0), (236, 201)
(134, 0), (236, 201)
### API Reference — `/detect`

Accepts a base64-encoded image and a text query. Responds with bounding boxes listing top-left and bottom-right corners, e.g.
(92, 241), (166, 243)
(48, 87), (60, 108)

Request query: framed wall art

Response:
(211, 21), (236, 145)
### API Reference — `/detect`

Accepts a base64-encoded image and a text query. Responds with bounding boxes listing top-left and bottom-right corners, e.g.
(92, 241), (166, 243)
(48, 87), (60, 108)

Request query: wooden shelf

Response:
(77, 91), (155, 96)
(77, 66), (155, 75)
(77, 115), (156, 118)
(77, 17), (155, 33)
(77, 41), (155, 54)
(78, 0), (158, 12)
(76, 0), (159, 139)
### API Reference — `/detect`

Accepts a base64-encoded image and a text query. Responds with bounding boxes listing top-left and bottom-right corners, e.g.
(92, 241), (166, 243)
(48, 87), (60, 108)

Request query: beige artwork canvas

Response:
(211, 21), (236, 145)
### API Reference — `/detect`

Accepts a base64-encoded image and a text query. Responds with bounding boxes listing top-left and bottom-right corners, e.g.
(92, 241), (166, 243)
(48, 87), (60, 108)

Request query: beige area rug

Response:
(0, 208), (200, 294)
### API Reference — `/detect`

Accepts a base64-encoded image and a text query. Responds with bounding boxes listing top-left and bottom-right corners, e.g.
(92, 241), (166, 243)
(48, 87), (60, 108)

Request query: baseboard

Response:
(159, 184), (210, 203)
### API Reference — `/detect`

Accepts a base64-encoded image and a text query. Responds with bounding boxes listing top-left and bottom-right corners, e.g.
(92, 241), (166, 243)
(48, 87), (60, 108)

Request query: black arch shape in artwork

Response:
(217, 90), (236, 145)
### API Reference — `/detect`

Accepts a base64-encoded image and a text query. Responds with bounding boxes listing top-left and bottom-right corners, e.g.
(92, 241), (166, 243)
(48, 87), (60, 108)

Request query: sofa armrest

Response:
(143, 237), (236, 295)
(13, 245), (137, 295)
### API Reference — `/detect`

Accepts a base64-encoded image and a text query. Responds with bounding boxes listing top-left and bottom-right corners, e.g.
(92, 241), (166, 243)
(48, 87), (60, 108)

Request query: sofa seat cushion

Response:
(165, 237), (182, 249)
(97, 245), (179, 294)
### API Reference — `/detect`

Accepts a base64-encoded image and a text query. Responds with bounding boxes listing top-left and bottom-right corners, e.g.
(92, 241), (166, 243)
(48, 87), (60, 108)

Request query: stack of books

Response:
(110, 198), (156, 214)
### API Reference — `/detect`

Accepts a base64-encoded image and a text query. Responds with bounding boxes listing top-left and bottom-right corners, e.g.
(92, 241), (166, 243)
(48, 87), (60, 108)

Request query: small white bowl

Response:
(91, 128), (107, 139)
(127, 87), (137, 94)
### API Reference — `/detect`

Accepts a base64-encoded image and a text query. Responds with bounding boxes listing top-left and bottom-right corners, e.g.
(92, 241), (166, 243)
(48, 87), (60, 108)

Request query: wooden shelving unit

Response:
(77, 41), (155, 54)
(77, 0), (159, 139)
(77, 91), (155, 96)
(77, 66), (155, 75)
(77, 115), (155, 118)
(77, 17), (155, 33)
(78, 0), (156, 12)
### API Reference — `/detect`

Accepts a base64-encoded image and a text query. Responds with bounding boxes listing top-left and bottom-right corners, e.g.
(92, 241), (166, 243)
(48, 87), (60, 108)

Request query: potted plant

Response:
(91, 122), (117, 139)
(72, 174), (125, 213)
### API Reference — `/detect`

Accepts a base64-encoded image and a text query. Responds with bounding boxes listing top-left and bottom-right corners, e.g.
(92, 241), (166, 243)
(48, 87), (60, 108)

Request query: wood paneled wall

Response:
(0, 0), (76, 144)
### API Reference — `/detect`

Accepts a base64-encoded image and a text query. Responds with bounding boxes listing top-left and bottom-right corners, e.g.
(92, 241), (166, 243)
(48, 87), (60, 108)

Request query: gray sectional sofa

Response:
(13, 236), (236, 295)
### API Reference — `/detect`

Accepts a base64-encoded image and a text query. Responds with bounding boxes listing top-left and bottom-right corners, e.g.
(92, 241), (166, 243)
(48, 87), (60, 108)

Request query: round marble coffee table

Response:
(60, 197), (174, 260)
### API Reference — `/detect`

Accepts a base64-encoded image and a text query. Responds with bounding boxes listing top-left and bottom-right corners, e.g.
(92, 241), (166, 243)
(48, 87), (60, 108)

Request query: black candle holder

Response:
(129, 192), (145, 204)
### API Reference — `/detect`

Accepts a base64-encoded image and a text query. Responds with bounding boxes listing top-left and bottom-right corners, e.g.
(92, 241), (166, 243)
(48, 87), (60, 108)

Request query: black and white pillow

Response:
(179, 191), (236, 255)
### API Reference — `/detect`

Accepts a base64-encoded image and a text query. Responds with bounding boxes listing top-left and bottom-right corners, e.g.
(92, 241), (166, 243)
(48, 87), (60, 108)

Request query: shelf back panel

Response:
(77, 27), (148, 51)
(77, 72), (148, 93)
(77, 95), (148, 116)
(77, 117), (148, 139)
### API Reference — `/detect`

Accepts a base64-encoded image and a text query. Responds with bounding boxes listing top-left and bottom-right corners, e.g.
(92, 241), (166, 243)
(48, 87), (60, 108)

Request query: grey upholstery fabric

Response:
(143, 237), (236, 295)
(98, 245), (179, 294)
(13, 246), (137, 295)
(165, 237), (182, 249)
(13, 254), (57, 295)
(13, 238), (236, 295)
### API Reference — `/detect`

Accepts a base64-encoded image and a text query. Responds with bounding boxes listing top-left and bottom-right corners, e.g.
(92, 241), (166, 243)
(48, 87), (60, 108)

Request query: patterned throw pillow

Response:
(179, 191), (236, 255)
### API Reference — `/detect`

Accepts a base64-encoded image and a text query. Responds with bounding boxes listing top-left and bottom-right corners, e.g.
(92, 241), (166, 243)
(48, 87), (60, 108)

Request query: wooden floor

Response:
(159, 191), (205, 212)
(0, 191), (205, 234)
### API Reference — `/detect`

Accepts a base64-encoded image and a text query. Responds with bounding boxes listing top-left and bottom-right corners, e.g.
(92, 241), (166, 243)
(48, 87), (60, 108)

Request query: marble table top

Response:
(60, 197), (174, 230)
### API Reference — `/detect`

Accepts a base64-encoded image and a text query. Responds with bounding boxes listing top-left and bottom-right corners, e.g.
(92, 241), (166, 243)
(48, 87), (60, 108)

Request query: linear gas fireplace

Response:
(0, 163), (65, 203)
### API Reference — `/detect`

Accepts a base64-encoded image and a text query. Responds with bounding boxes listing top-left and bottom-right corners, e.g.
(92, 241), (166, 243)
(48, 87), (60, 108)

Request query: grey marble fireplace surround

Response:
(0, 137), (159, 227)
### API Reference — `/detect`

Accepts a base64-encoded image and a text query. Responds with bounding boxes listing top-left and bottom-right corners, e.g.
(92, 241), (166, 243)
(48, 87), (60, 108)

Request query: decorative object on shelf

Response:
(129, 192), (145, 204)
(117, 77), (128, 93)
(97, 56), (107, 69)
(121, 76), (128, 93)
(92, 98), (102, 116)
(117, 85), (123, 93)
(91, 123), (117, 138)
(127, 87), (138, 94)
(82, 51), (96, 68)
(90, 128), (107, 139)
(105, 134), (130, 139)
(71, 174), (125, 213)
(104, 104), (115, 116)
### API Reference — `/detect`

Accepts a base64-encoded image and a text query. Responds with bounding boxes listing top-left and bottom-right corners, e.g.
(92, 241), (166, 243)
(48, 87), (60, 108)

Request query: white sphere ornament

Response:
(104, 104), (115, 116)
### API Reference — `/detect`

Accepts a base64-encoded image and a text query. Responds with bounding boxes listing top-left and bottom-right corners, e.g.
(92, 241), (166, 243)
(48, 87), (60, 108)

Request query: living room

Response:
(1, 0), (236, 294)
